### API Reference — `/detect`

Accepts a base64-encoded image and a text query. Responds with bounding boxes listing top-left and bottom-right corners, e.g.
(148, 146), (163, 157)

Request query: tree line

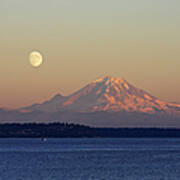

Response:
(0, 122), (180, 138)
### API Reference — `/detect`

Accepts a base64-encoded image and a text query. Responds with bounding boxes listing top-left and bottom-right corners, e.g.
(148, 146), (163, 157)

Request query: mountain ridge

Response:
(21, 76), (180, 115)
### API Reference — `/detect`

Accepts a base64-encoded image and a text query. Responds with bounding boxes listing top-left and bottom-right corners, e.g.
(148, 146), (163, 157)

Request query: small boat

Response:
(41, 137), (47, 142)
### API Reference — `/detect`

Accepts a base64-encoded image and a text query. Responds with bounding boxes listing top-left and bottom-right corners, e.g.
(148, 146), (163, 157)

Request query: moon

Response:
(29, 51), (43, 68)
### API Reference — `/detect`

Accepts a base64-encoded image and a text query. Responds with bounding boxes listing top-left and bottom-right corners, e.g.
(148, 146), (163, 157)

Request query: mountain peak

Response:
(92, 76), (125, 84)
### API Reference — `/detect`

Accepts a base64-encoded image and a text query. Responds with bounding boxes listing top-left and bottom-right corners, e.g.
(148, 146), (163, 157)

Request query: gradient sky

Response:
(0, 0), (180, 108)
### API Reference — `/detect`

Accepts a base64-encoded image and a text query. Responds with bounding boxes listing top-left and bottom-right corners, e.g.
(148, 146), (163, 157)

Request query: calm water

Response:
(0, 138), (180, 180)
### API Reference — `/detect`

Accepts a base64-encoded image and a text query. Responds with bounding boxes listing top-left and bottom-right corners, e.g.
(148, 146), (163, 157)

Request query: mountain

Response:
(21, 76), (180, 115)
(0, 76), (180, 127)
(22, 94), (67, 112)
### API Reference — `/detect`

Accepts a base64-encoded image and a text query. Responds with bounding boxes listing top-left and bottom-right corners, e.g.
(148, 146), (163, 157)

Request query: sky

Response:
(0, 0), (180, 108)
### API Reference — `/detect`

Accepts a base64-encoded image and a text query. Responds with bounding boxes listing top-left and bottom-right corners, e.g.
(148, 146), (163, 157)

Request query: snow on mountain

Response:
(21, 76), (180, 114)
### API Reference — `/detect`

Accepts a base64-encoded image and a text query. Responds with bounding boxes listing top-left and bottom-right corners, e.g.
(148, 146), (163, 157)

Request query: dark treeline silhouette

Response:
(0, 123), (180, 138)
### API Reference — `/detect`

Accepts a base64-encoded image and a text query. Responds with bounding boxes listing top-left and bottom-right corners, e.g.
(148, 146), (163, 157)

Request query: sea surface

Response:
(0, 138), (180, 180)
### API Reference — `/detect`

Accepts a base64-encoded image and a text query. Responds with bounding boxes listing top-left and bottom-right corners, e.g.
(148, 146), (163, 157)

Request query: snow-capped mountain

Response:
(21, 76), (180, 114)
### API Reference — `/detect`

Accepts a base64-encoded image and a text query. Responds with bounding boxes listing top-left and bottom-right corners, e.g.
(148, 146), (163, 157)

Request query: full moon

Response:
(29, 51), (43, 68)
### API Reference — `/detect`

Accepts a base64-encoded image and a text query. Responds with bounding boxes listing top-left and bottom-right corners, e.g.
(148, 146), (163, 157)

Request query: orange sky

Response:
(0, 0), (180, 108)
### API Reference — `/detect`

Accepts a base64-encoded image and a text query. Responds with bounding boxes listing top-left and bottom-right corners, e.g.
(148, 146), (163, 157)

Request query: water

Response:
(0, 138), (180, 180)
